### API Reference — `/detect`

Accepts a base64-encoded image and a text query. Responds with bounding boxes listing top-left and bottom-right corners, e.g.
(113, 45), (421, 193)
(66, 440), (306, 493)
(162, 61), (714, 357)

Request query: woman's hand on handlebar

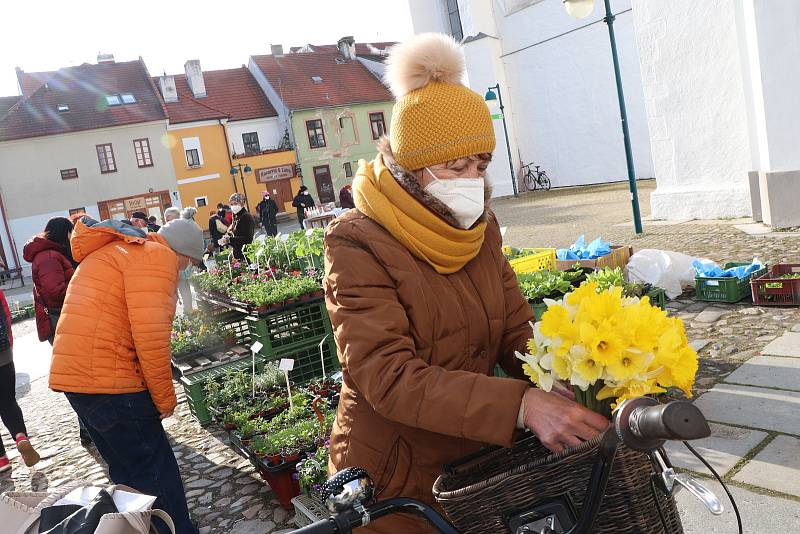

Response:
(522, 388), (609, 453)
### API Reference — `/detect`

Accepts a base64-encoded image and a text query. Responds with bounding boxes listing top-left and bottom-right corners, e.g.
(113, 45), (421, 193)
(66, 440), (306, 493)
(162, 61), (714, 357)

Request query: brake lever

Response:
(651, 450), (723, 515)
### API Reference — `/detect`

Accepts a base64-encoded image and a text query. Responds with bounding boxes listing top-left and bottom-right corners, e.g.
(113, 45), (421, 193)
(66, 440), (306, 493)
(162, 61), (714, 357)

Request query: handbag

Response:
(1, 485), (174, 534)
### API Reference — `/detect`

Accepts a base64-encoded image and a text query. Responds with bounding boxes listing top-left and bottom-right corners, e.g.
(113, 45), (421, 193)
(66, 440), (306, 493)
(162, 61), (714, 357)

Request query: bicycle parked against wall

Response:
(521, 162), (552, 192)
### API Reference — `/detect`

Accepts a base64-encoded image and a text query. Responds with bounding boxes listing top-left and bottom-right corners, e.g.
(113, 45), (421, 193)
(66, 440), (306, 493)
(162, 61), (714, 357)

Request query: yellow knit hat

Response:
(385, 34), (496, 171)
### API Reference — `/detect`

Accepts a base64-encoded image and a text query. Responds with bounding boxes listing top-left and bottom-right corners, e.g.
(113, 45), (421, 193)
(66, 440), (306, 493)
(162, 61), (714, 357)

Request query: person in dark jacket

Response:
(219, 193), (254, 260)
(22, 216), (92, 446)
(0, 289), (40, 473)
(339, 184), (355, 209)
(217, 203), (233, 226)
(208, 209), (228, 251)
(292, 186), (316, 226)
(256, 192), (279, 237)
(148, 216), (162, 232)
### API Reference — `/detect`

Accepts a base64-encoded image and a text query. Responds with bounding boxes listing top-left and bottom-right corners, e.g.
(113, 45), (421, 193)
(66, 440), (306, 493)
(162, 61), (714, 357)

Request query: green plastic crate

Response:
(180, 354), (265, 426)
(647, 287), (667, 310)
(261, 336), (339, 384)
(530, 302), (548, 321)
(695, 262), (768, 303)
(247, 300), (333, 356)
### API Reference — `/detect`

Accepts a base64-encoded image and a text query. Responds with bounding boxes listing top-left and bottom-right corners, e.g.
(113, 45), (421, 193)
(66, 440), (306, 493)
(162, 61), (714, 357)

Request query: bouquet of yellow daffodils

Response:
(516, 282), (698, 416)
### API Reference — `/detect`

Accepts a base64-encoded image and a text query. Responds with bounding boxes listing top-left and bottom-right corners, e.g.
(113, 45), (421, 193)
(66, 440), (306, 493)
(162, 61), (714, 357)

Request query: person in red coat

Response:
(22, 216), (90, 445)
(23, 217), (76, 344)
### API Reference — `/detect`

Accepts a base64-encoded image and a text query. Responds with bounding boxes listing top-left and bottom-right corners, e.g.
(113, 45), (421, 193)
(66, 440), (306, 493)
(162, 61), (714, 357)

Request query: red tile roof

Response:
(0, 96), (20, 118)
(289, 42), (394, 61)
(251, 51), (393, 111)
(17, 70), (57, 97)
(0, 60), (167, 142)
(156, 67), (277, 125)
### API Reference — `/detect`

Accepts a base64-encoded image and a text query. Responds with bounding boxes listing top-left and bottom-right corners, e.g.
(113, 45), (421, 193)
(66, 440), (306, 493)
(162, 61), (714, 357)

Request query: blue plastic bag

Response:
(692, 259), (763, 279)
(557, 235), (612, 261)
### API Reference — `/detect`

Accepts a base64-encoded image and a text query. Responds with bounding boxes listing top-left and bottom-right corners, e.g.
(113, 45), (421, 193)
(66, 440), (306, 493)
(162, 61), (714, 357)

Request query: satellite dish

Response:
(563, 0), (594, 19)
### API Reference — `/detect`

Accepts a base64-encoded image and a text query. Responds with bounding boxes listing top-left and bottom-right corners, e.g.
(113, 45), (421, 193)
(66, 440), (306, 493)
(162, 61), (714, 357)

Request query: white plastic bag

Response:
(625, 249), (701, 300)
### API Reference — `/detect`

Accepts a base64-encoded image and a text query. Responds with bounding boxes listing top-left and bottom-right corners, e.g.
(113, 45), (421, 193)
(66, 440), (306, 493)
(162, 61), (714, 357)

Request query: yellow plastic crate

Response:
(506, 248), (557, 274)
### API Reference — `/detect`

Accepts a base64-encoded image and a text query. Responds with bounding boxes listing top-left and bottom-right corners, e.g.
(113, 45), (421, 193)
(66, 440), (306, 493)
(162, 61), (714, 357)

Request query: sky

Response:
(0, 0), (416, 96)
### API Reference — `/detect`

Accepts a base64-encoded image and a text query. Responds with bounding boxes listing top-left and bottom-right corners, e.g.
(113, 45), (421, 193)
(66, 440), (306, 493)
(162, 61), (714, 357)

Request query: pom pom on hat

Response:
(385, 33), (495, 170)
(384, 33), (466, 98)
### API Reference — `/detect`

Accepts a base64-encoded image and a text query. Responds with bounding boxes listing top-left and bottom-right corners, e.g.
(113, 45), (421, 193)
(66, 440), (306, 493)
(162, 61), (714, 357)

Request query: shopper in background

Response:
(219, 193), (254, 260)
(256, 192), (279, 237)
(217, 203), (233, 226)
(339, 184), (355, 210)
(0, 288), (41, 473)
(130, 211), (151, 231)
(208, 209), (228, 252)
(50, 216), (204, 534)
(148, 216), (162, 232)
(164, 207), (181, 223)
(292, 185), (316, 227)
(180, 207), (197, 222)
(22, 217), (91, 446)
(177, 207), (200, 312)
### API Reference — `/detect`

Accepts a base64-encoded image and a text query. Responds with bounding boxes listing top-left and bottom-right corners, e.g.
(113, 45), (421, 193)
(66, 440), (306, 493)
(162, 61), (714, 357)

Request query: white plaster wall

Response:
(247, 58), (293, 145)
(407, 0), (449, 33)
(631, 0), (752, 219)
(498, 0), (654, 187)
(463, 35), (520, 198)
(0, 121), (178, 269)
(226, 117), (283, 154)
(746, 0), (800, 172)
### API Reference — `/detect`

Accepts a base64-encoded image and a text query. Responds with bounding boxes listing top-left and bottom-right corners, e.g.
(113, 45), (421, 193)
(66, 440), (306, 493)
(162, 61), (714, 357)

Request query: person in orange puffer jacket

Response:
(50, 216), (204, 534)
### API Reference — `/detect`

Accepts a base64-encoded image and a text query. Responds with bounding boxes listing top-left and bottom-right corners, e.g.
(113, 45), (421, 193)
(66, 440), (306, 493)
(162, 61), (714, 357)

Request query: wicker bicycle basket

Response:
(433, 432), (683, 534)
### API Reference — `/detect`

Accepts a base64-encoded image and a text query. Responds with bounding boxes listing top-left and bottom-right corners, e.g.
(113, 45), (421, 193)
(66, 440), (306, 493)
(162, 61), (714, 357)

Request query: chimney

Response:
(337, 36), (356, 61)
(158, 75), (179, 103)
(97, 53), (115, 64)
(271, 44), (284, 56)
(184, 60), (206, 98)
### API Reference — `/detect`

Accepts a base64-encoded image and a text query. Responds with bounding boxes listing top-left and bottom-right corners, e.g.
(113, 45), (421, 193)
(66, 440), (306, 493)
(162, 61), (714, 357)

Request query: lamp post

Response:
(563, 0), (643, 234)
(484, 84), (519, 198)
(229, 163), (253, 212)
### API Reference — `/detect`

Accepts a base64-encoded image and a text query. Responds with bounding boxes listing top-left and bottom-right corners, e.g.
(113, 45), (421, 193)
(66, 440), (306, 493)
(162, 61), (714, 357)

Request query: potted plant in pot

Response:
(297, 444), (330, 496)
(516, 270), (581, 320)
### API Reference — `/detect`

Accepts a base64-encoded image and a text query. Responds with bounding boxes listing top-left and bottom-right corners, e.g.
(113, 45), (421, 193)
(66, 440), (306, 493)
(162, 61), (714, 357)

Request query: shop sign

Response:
(124, 197), (146, 212)
(256, 165), (294, 183)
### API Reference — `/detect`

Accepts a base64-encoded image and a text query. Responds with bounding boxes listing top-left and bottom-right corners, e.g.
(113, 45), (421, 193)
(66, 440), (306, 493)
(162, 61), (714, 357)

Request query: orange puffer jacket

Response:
(49, 218), (179, 414)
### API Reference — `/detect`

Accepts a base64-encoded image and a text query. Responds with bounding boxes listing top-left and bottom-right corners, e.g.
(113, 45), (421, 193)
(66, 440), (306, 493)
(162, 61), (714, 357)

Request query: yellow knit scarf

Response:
(353, 155), (486, 274)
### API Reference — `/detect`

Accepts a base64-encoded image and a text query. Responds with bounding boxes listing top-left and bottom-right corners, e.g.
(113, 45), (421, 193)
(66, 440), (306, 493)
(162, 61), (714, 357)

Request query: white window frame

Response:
(195, 196), (209, 208)
(181, 137), (204, 167)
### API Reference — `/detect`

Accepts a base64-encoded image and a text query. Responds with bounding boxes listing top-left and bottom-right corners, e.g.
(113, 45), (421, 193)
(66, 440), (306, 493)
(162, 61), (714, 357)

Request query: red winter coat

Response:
(23, 237), (75, 342)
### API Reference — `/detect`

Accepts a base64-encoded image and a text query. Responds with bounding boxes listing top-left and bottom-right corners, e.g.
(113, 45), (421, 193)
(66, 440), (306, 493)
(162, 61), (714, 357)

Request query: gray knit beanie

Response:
(158, 219), (204, 261)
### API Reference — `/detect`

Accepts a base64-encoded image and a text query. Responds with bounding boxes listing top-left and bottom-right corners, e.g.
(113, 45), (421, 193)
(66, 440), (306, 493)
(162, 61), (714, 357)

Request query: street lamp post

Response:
(484, 84), (519, 198)
(229, 163), (253, 212)
(563, 0), (643, 234)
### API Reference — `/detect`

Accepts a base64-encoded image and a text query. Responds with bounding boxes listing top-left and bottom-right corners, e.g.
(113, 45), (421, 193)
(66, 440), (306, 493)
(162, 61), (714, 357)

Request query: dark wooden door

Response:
(313, 165), (336, 204)
(264, 178), (293, 213)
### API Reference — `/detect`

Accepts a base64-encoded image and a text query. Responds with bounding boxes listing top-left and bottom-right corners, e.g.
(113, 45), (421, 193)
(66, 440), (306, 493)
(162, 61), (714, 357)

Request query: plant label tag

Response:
(280, 234), (290, 242)
(251, 341), (263, 354)
(305, 229), (314, 237)
(279, 358), (295, 371)
(500, 226), (507, 238)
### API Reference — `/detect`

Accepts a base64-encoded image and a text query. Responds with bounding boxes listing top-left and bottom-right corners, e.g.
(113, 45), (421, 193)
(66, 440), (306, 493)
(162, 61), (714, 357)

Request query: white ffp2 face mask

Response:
(231, 205), (243, 214)
(424, 168), (485, 229)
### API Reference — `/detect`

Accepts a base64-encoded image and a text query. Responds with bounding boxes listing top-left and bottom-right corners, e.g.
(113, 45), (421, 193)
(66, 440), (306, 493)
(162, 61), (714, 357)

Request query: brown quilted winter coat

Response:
(324, 209), (533, 533)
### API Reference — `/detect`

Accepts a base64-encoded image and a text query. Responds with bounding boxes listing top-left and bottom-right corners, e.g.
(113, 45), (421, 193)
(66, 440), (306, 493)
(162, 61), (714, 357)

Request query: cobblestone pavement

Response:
(0, 180), (798, 533)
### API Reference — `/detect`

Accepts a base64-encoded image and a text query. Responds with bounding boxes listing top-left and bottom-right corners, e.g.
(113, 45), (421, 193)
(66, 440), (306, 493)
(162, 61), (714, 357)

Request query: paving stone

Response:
(761, 333), (800, 357)
(273, 507), (289, 523)
(185, 478), (214, 489)
(185, 489), (205, 499)
(243, 504), (262, 519)
(694, 309), (728, 323)
(792, 324), (800, 333)
(664, 423), (767, 476)
(199, 528), (211, 534)
(230, 519), (275, 534)
(689, 339), (712, 352)
(724, 355), (800, 391)
(734, 435), (800, 497)
(693, 384), (800, 434)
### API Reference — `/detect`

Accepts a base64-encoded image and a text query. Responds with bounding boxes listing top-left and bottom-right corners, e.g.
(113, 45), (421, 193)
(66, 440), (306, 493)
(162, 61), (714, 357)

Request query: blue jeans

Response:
(66, 391), (197, 534)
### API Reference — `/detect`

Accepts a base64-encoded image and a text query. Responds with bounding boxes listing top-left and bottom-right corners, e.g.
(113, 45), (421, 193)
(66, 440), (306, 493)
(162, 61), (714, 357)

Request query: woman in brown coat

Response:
(323, 34), (608, 533)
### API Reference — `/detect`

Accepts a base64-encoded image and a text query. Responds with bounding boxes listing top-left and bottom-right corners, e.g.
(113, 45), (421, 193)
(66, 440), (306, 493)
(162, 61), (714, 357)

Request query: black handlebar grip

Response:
(633, 401), (710, 441)
(292, 518), (339, 534)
